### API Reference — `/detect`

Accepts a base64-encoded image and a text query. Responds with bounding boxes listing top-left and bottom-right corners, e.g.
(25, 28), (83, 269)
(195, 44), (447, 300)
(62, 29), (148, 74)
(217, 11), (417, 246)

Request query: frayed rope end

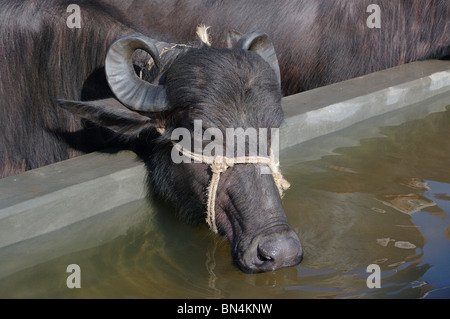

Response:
(196, 25), (212, 46)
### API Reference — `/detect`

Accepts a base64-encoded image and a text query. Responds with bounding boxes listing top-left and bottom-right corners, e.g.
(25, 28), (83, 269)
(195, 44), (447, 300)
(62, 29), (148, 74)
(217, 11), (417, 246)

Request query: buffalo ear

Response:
(227, 30), (281, 87)
(58, 98), (162, 136)
(239, 31), (281, 86)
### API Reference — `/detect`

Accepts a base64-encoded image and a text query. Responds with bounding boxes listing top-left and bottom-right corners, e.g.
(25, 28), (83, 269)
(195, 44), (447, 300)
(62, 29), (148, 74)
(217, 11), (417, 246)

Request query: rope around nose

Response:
(158, 129), (290, 234)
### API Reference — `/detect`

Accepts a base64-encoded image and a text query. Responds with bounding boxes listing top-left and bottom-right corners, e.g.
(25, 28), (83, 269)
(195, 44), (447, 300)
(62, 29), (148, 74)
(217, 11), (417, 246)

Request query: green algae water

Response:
(0, 101), (449, 299)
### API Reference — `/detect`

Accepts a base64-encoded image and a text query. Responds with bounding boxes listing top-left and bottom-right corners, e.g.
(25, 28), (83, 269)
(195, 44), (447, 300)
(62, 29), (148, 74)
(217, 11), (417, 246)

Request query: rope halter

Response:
(158, 128), (290, 234)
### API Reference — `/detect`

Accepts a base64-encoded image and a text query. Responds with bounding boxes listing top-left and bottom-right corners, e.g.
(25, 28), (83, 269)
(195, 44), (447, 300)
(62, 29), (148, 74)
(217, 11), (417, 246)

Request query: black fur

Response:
(0, 0), (132, 176)
(1, 0), (296, 272)
(137, 48), (283, 224)
(104, 0), (450, 95)
(59, 41), (292, 272)
(0, 0), (178, 177)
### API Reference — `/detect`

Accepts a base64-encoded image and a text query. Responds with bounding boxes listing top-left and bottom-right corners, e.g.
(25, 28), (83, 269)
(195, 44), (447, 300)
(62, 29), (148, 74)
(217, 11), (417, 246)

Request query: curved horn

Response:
(238, 31), (281, 86)
(105, 34), (169, 112)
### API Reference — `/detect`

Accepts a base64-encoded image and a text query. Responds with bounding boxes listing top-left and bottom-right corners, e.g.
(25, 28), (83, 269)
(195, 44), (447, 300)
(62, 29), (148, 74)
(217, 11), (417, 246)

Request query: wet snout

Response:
(239, 229), (303, 273)
(219, 163), (302, 273)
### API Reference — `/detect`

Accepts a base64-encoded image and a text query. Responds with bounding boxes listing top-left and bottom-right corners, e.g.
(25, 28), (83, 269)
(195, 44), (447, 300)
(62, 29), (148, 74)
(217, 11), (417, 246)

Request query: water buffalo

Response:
(102, 0), (450, 95)
(0, 0), (302, 272)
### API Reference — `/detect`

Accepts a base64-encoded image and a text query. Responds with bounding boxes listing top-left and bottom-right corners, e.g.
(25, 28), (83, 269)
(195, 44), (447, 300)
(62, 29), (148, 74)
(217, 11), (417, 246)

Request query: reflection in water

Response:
(280, 104), (450, 298)
(397, 177), (431, 191)
(376, 193), (436, 215)
(205, 238), (222, 298)
(375, 178), (436, 215)
(0, 105), (449, 298)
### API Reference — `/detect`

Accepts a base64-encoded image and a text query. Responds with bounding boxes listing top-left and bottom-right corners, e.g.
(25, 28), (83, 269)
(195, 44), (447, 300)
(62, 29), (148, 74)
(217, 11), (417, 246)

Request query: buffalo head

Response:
(60, 30), (302, 273)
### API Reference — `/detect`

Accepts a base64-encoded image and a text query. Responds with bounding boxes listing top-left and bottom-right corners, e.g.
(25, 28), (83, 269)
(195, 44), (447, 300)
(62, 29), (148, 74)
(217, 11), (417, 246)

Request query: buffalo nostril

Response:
(255, 233), (303, 271)
(257, 249), (273, 262)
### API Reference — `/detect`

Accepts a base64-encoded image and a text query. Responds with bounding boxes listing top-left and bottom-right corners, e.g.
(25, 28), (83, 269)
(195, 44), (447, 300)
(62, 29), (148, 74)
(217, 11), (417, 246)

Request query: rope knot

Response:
(168, 139), (290, 234)
(210, 156), (234, 174)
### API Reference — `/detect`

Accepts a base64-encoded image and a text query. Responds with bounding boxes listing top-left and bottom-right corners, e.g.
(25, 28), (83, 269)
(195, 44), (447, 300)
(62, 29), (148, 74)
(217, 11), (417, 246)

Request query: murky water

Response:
(0, 101), (449, 299)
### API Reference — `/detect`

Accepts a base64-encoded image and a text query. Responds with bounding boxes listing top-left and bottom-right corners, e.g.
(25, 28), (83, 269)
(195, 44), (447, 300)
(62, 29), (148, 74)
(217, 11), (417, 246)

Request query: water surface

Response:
(0, 102), (449, 299)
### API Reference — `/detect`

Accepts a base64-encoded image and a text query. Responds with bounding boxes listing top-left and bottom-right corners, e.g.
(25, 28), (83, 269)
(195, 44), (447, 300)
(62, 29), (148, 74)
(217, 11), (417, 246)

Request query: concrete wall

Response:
(1, 59), (450, 251)
(280, 59), (450, 149)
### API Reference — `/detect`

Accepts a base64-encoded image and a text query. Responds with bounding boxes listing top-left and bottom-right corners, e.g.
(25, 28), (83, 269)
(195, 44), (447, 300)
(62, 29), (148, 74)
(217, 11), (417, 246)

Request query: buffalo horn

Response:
(105, 34), (169, 112)
(238, 31), (281, 86)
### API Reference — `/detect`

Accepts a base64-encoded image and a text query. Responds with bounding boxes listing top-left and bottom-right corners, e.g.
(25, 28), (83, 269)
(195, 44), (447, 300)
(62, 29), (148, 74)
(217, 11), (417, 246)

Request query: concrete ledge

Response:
(280, 59), (450, 149)
(0, 152), (147, 248)
(1, 59), (449, 250)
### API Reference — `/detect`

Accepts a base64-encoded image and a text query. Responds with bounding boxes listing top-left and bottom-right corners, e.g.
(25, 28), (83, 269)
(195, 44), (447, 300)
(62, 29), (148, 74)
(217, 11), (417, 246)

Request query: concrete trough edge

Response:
(280, 60), (450, 148)
(0, 166), (147, 248)
(1, 60), (450, 249)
